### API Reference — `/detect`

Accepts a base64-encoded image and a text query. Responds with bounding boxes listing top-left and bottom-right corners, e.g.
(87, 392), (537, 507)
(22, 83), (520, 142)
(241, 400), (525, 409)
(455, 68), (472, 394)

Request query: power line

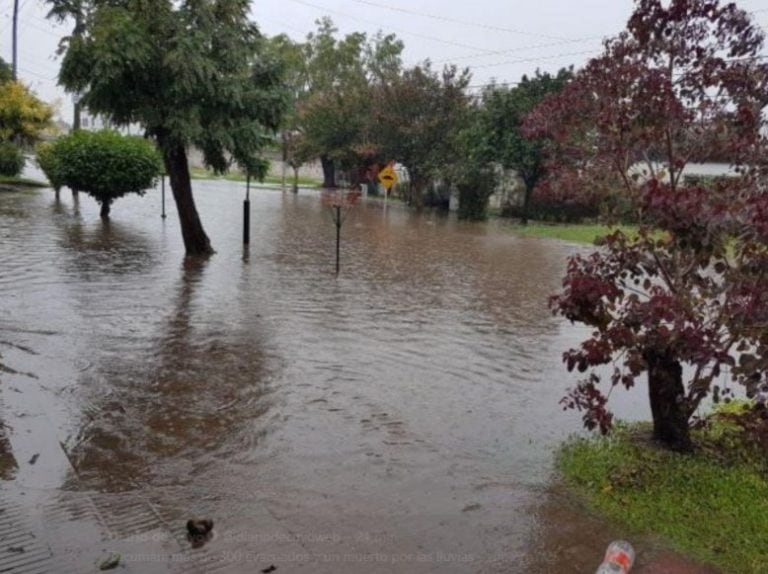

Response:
(465, 53), (768, 92)
(1, 0), (30, 36)
(18, 66), (57, 81)
(469, 49), (599, 71)
(349, 0), (578, 42)
(19, 17), (66, 39)
(257, 15), (310, 37)
(285, 0), (500, 56)
(430, 36), (604, 66)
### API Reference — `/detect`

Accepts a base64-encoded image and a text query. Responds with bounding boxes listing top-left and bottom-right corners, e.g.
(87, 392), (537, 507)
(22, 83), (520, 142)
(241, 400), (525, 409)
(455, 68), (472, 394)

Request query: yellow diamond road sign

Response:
(378, 164), (398, 190)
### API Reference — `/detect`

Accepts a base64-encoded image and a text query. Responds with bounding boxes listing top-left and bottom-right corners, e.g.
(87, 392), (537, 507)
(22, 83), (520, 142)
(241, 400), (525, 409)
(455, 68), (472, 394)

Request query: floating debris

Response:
(98, 552), (121, 571)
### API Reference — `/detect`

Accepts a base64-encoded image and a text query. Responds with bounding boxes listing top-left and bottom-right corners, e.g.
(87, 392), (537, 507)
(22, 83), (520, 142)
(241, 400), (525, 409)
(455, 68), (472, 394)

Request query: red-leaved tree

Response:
(525, 0), (768, 451)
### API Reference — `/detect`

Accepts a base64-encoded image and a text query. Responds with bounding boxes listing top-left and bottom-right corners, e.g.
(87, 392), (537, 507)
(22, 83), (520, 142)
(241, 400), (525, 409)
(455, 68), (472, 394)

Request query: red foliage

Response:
(525, 0), (768, 437)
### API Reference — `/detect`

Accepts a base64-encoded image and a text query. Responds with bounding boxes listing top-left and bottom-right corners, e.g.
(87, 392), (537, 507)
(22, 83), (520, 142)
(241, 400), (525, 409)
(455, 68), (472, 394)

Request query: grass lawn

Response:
(558, 417), (768, 574)
(189, 167), (321, 188)
(507, 222), (639, 245)
(0, 175), (49, 189)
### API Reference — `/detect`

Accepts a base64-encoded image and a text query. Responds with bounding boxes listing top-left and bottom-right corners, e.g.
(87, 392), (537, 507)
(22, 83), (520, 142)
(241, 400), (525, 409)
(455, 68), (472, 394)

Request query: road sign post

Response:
(378, 164), (398, 195)
(322, 189), (361, 275)
(378, 163), (398, 212)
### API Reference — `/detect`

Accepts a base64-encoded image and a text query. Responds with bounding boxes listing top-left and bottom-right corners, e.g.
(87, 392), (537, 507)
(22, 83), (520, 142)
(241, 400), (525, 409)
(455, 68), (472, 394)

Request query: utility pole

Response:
(72, 10), (84, 130)
(12, 0), (19, 80)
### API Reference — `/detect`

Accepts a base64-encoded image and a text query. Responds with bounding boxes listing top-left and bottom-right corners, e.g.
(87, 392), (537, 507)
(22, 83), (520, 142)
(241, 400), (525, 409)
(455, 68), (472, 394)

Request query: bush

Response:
(36, 142), (65, 191)
(457, 167), (497, 221)
(0, 142), (24, 177)
(502, 198), (601, 223)
(48, 130), (163, 217)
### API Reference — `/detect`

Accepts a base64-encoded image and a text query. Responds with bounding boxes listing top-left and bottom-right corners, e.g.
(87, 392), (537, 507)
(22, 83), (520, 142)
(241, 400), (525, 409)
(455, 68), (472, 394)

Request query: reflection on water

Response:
(0, 183), (648, 571)
(65, 257), (273, 491)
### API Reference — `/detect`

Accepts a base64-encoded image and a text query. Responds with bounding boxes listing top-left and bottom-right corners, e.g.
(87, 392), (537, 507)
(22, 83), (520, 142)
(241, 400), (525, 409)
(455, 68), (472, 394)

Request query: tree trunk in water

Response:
(521, 181), (534, 225)
(410, 180), (425, 209)
(281, 132), (288, 193)
(320, 155), (336, 189)
(100, 199), (111, 219)
(162, 142), (214, 257)
(645, 352), (692, 452)
(292, 167), (299, 194)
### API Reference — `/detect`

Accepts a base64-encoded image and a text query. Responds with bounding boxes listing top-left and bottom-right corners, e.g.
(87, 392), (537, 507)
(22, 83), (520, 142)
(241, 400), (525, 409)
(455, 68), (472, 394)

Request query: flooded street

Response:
(0, 181), (649, 573)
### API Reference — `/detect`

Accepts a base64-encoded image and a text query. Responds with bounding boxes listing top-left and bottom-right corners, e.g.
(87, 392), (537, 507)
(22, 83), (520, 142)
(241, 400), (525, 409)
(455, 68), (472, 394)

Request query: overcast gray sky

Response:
(2, 0), (767, 123)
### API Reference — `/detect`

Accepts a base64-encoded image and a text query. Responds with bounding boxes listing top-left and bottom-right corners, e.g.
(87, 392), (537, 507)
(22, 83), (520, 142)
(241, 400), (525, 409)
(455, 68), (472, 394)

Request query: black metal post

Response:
(161, 176), (166, 219)
(243, 175), (251, 245)
(335, 205), (341, 275)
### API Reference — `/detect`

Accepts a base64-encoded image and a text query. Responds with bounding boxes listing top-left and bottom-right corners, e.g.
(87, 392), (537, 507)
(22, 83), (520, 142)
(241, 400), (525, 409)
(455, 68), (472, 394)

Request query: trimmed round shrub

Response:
(0, 142), (25, 177)
(47, 130), (163, 217)
(36, 142), (65, 191)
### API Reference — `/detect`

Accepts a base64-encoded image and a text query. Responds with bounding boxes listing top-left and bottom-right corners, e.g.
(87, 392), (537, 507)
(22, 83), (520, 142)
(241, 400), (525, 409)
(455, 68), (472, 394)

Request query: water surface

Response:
(0, 182), (647, 572)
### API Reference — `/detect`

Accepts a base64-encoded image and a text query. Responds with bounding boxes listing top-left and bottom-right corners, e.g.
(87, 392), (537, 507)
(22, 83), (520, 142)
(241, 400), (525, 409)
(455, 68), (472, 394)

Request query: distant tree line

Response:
(267, 19), (573, 221)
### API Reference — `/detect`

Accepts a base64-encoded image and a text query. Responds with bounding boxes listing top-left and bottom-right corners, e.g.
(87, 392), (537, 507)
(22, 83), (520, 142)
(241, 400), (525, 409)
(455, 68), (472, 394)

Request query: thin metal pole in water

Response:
(243, 174), (251, 245)
(161, 176), (166, 219)
(335, 205), (341, 275)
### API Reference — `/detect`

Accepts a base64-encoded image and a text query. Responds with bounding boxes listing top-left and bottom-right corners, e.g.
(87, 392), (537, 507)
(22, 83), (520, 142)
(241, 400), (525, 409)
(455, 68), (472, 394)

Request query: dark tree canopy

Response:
(526, 0), (768, 451)
(52, 0), (285, 255)
(472, 69), (572, 223)
(371, 64), (471, 206)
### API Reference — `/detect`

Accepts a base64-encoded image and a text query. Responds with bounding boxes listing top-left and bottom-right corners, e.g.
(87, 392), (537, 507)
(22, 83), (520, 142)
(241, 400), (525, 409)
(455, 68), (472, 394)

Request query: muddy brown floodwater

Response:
(0, 180), (653, 573)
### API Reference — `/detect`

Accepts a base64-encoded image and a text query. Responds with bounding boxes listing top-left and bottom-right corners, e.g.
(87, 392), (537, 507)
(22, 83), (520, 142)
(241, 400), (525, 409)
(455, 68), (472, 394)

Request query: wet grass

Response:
(558, 419), (768, 574)
(507, 222), (639, 245)
(0, 175), (49, 190)
(189, 167), (321, 188)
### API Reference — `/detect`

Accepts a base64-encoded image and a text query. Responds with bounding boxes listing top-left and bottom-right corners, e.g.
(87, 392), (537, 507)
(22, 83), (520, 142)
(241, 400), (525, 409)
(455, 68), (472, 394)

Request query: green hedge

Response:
(0, 142), (24, 177)
(36, 142), (65, 191)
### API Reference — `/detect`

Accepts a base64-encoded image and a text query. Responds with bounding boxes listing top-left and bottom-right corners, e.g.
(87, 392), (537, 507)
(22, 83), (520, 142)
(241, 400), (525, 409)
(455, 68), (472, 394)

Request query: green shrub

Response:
(48, 130), (163, 217)
(36, 142), (65, 191)
(457, 166), (498, 221)
(0, 142), (24, 177)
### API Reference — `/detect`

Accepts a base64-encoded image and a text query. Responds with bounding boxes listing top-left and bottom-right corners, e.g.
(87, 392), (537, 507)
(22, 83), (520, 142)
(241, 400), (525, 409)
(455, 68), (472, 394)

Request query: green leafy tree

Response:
(268, 34), (308, 191)
(371, 64), (471, 206)
(45, 0), (88, 130)
(51, 0), (285, 256)
(281, 19), (404, 189)
(48, 130), (163, 218)
(474, 69), (572, 224)
(0, 58), (12, 85)
(0, 81), (53, 145)
(301, 19), (368, 187)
